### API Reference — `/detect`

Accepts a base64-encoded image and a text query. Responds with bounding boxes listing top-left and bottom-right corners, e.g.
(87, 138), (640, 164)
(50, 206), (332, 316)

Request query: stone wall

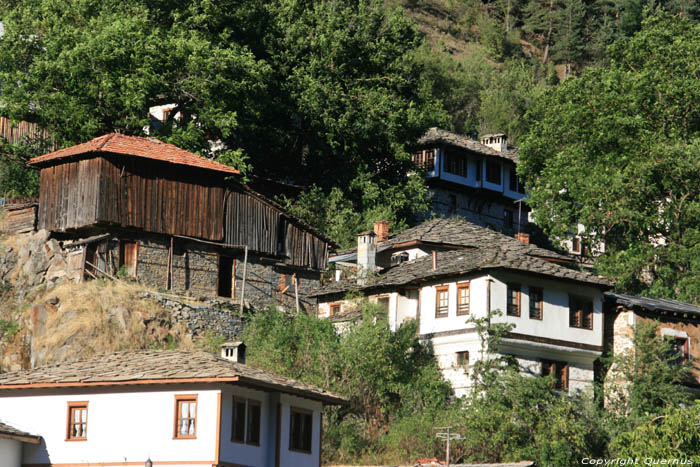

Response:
(116, 234), (321, 312)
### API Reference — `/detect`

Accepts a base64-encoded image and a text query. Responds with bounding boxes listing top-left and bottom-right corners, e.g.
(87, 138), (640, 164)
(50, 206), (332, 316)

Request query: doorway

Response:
(218, 255), (234, 298)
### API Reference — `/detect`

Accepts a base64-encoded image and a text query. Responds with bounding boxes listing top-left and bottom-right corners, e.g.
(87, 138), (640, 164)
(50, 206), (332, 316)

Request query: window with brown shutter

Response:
(456, 351), (469, 366)
(569, 296), (593, 330)
(457, 282), (470, 316)
(542, 360), (568, 390)
(529, 287), (543, 320)
(507, 284), (521, 317)
(330, 303), (341, 316)
(435, 286), (449, 318)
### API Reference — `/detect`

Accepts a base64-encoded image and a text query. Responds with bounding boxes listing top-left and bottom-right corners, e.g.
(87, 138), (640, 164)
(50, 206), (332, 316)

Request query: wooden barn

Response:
(28, 133), (334, 310)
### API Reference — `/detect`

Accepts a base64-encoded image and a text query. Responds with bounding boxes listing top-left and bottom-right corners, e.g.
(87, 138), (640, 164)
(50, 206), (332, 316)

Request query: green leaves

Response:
(519, 12), (700, 303)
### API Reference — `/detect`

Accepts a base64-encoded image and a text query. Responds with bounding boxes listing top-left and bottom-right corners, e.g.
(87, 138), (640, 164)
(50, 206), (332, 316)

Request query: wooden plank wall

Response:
(96, 156), (225, 241)
(38, 158), (101, 231)
(0, 117), (53, 147)
(38, 154), (329, 269)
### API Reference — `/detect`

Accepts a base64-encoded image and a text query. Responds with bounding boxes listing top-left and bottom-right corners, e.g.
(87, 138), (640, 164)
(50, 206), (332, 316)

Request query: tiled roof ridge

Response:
(28, 133), (240, 175)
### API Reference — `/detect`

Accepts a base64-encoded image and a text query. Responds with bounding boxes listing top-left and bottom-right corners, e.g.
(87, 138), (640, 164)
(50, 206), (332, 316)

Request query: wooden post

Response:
(239, 246), (248, 316)
(166, 236), (174, 290)
(293, 273), (300, 314)
(79, 246), (87, 283)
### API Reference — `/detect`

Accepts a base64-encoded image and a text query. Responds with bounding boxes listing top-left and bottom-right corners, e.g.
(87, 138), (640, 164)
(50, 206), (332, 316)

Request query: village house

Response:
(26, 134), (335, 312)
(412, 127), (598, 258)
(603, 293), (700, 396)
(412, 128), (528, 235)
(312, 218), (611, 396)
(0, 421), (42, 467)
(0, 349), (346, 467)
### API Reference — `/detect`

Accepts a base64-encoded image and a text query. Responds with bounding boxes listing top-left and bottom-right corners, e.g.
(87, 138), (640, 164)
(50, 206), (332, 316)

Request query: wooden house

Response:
(28, 134), (335, 310)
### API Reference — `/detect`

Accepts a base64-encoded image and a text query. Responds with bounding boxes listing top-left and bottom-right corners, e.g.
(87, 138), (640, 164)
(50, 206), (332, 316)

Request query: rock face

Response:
(0, 231), (249, 371)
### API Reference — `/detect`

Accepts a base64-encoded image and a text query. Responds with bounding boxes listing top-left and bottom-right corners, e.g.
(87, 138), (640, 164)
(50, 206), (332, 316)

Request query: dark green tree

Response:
(519, 12), (700, 303)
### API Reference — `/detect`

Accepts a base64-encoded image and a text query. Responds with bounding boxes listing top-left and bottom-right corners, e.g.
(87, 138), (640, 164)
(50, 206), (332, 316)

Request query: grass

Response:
(30, 280), (193, 365)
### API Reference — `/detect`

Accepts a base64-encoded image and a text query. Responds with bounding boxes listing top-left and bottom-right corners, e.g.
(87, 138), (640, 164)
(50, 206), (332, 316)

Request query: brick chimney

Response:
(515, 233), (530, 244)
(481, 133), (508, 153)
(357, 230), (377, 284)
(373, 220), (390, 243)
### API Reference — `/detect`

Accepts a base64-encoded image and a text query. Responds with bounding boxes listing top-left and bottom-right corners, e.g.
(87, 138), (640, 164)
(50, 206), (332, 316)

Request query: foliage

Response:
(0, 319), (19, 342)
(604, 320), (693, 424)
(242, 303), (452, 462)
(610, 402), (700, 460)
(519, 12), (700, 303)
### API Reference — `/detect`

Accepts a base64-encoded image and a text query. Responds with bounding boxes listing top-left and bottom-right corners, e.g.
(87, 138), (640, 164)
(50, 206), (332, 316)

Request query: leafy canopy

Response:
(518, 12), (700, 303)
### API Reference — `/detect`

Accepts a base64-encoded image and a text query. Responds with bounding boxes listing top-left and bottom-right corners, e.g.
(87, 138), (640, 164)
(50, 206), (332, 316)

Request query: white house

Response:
(0, 349), (346, 467)
(313, 220), (611, 396)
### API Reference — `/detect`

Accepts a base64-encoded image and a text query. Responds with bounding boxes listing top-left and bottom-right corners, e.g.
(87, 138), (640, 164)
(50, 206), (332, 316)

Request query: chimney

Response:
(221, 341), (246, 363)
(515, 233), (530, 244)
(481, 133), (508, 153)
(432, 250), (438, 270)
(373, 220), (390, 243)
(357, 230), (377, 284)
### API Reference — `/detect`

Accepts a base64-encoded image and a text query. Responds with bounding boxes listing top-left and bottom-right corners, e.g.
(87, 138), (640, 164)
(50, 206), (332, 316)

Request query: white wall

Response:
(418, 276), (489, 336)
(278, 394), (323, 467)
(0, 385), (219, 466)
(218, 385), (272, 467)
(0, 438), (21, 467)
(489, 271), (603, 347)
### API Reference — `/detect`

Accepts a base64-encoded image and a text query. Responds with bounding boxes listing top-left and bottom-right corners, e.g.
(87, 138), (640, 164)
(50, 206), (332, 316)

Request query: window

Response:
(377, 296), (390, 319)
(289, 408), (313, 453)
(669, 337), (690, 365)
(529, 287), (543, 320)
(542, 360), (568, 390)
(444, 151), (467, 177)
(174, 395), (197, 439)
(504, 209), (514, 229)
(330, 303), (340, 316)
(412, 149), (435, 171)
(509, 167), (525, 193)
(475, 159), (481, 181)
(435, 285), (449, 318)
(66, 402), (88, 441)
(506, 284), (521, 317)
(571, 237), (581, 254)
(456, 351), (469, 366)
(569, 296), (593, 329)
(485, 160), (501, 184)
(232, 398), (261, 445)
(457, 282), (470, 316)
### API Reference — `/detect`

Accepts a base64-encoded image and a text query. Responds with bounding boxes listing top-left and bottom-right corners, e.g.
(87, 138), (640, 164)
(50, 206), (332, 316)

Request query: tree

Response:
(518, 12), (700, 303)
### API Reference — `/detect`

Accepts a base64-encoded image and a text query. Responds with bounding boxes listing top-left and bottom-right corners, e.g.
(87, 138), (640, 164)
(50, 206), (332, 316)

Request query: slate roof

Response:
(417, 127), (519, 164)
(332, 217), (569, 262)
(29, 133), (241, 175)
(605, 293), (700, 317)
(313, 246), (610, 298)
(0, 421), (41, 443)
(0, 350), (346, 405)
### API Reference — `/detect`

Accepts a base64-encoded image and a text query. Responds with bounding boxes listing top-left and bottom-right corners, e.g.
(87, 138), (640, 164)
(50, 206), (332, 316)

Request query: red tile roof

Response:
(28, 133), (240, 175)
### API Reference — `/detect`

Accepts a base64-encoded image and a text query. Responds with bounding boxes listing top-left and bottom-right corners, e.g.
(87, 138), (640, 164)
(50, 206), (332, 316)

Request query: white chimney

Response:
(357, 230), (377, 284)
(481, 134), (508, 153)
(221, 341), (246, 364)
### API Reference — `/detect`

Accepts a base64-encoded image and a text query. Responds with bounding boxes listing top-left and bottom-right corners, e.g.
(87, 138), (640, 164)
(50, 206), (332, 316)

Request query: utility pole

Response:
(433, 426), (462, 467)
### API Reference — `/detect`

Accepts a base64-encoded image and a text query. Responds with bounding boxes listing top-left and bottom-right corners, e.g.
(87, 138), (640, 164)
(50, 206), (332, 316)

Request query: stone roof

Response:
(0, 350), (346, 405)
(605, 293), (700, 317)
(417, 127), (519, 164)
(332, 218), (569, 262)
(29, 133), (241, 175)
(313, 246), (611, 298)
(0, 421), (41, 444)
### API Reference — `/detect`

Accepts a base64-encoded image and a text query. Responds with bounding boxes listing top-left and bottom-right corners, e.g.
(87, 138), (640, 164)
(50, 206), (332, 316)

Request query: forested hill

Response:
(1, 1), (700, 303)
